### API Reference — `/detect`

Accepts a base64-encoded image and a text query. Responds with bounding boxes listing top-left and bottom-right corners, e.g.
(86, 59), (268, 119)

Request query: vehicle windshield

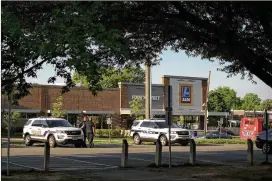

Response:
(155, 121), (179, 128)
(46, 120), (72, 128)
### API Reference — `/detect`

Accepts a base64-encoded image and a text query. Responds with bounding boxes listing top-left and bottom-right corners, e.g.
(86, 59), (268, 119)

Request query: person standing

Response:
(85, 118), (95, 148)
(80, 116), (88, 147)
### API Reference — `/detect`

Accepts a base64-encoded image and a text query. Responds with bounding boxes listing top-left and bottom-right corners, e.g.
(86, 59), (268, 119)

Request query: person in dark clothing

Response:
(85, 118), (95, 148)
(80, 116), (88, 147)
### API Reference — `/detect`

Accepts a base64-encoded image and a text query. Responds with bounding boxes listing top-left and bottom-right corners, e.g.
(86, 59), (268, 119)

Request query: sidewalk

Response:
(1, 138), (23, 142)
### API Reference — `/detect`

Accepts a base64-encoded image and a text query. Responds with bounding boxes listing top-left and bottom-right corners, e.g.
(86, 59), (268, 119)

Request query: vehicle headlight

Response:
(56, 130), (66, 134)
(171, 131), (176, 134)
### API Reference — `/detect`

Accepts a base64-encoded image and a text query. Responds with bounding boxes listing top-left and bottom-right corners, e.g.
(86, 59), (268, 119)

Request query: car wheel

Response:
(262, 143), (272, 154)
(180, 142), (189, 146)
(160, 135), (168, 146)
(24, 134), (33, 146)
(133, 134), (142, 145)
(48, 135), (57, 148)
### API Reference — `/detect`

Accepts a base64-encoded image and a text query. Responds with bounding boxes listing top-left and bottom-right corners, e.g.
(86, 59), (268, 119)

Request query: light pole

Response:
(145, 60), (151, 120)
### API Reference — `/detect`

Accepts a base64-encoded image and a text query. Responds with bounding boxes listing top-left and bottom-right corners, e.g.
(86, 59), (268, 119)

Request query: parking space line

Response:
(161, 153), (225, 165)
(51, 156), (117, 167)
(51, 166), (118, 171)
(2, 161), (44, 171)
(97, 153), (171, 164)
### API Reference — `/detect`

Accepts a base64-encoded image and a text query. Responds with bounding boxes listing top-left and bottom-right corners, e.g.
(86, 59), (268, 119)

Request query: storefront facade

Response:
(161, 75), (208, 130)
(1, 75), (208, 130)
(119, 82), (167, 117)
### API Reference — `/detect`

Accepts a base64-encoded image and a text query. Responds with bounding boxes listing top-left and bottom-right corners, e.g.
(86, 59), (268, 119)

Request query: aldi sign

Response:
(179, 84), (193, 105)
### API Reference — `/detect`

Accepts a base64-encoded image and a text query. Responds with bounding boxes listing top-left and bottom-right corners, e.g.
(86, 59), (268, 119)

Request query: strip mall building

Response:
(2, 75), (222, 130)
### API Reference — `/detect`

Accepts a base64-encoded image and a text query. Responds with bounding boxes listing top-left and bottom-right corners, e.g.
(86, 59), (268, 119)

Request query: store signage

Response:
(179, 84), (193, 105)
(132, 95), (160, 101)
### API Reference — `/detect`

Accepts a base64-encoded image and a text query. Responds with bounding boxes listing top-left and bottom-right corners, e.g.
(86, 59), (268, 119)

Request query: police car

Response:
(130, 119), (191, 146)
(23, 117), (84, 148)
(255, 129), (272, 154)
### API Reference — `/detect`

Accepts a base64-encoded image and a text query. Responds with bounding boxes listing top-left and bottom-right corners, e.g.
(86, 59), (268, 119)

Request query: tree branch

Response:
(2, 58), (48, 87)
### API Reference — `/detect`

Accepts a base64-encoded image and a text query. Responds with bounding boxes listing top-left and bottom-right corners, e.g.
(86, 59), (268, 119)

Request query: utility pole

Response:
(7, 92), (12, 176)
(204, 71), (211, 134)
(145, 60), (151, 120)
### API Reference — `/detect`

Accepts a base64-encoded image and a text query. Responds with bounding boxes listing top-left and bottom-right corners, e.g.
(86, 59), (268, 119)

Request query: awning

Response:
(2, 109), (41, 113)
(66, 110), (115, 115)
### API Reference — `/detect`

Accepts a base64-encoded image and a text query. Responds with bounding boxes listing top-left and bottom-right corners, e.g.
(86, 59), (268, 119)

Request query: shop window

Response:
(26, 113), (38, 119)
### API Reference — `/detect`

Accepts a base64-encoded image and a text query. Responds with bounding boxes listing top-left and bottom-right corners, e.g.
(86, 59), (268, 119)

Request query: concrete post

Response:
(44, 141), (50, 171)
(155, 139), (162, 167)
(247, 139), (253, 165)
(190, 139), (196, 165)
(121, 139), (128, 168)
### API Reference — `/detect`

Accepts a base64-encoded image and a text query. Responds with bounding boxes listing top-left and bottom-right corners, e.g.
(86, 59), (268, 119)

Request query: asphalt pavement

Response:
(1, 144), (272, 172)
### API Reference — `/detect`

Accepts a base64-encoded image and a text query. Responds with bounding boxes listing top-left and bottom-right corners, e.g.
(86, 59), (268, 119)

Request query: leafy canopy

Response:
(208, 86), (271, 112)
(2, 1), (272, 101)
(72, 66), (145, 88)
(2, 2), (155, 99)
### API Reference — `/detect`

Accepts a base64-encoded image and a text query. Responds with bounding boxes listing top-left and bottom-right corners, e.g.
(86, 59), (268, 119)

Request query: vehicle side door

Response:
(30, 120), (42, 139)
(40, 120), (49, 140)
(139, 121), (151, 140)
(149, 122), (160, 140)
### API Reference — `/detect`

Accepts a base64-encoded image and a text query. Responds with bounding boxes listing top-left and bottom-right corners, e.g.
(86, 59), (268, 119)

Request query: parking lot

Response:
(1, 144), (271, 172)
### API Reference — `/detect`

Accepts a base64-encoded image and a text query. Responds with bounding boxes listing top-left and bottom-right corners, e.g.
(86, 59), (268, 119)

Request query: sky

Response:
(26, 50), (272, 100)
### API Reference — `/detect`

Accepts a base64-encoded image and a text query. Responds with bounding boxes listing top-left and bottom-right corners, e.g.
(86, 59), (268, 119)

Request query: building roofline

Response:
(31, 84), (119, 91)
(118, 82), (163, 87)
(162, 75), (208, 80)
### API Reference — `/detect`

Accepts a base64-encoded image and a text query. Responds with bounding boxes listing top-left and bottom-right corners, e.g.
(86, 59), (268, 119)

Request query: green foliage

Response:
(72, 66), (145, 89)
(3, 112), (21, 133)
(129, 96), (145, 120)
(259, 99), (272, 110)
(52, 96), (67, 118)
(2, 2), (148, 99)
(95, 128), (130, 138)
(195, 138), (247, 145)
(2, 1), (272, 102)
(208, 87), (270, 111)
(208, 87), (239, 112)
(241, 93), (262, 110)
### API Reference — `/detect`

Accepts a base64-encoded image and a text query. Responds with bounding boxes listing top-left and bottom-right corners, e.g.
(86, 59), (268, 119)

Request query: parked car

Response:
(23, 117), (84, 148)
(255, 129), (272, 154)
(198, 131), (232, 139)
(130, 119), (191, 146)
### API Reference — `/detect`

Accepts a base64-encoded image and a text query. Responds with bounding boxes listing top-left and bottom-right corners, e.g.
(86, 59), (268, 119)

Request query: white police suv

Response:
(23, 117), (84, 148)
(130, 119), (191, 146)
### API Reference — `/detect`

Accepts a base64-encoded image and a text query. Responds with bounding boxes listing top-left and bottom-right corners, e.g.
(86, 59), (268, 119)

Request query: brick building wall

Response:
(17, 85), (120, 114)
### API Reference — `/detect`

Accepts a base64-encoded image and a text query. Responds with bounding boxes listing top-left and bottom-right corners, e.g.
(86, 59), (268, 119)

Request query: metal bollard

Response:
(155, 139), (162, 167)
(121, 139), (128, 168)
(190, 139), (196, 165)
(247, 139), (253, 165)
(44, 141), (50, 171)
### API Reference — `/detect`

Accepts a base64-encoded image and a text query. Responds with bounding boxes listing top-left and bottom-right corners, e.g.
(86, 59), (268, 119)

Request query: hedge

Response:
(95, 129), (130, 138)
(194, 138), (247, 144)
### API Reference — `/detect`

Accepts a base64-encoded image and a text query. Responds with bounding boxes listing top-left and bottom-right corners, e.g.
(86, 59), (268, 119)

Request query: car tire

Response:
(48, 135), (57, 148)
(262, 143), (272, 154)
(160, 135), (168, 146)
(24, 134), (33, 146)
(180, 142), (189, 146)
(133, 134), (142, 145)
